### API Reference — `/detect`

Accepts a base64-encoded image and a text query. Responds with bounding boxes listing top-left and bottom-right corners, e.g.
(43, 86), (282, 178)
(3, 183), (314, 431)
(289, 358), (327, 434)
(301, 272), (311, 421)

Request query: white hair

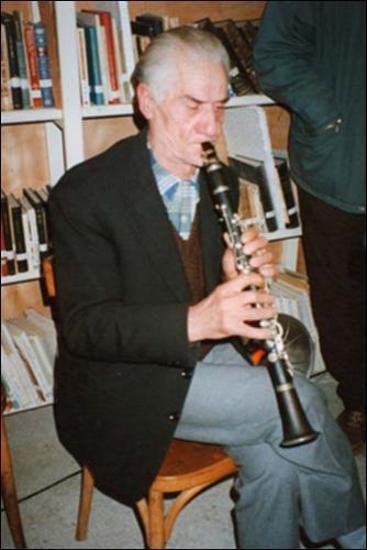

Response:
(132, 26), (230, 103)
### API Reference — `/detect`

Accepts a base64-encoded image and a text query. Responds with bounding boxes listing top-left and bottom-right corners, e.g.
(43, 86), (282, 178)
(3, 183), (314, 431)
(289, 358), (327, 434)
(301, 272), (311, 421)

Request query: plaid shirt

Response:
(149, 148), (200, 240)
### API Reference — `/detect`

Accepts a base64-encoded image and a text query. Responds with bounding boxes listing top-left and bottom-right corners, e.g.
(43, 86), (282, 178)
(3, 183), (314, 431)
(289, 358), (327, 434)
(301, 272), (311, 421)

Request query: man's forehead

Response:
(180, 93), (229, 105)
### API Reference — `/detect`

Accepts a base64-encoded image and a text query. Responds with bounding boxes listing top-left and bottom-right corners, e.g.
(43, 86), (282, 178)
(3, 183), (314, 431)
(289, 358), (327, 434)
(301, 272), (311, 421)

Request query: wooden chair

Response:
(1, 384), (28, 549)
(42, 256), (238, 549)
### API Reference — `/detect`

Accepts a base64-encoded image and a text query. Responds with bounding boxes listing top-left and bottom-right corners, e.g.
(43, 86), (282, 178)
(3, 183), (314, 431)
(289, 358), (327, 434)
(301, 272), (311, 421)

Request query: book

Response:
(1, 189), (16, 275)
(23, 21), (43, 107)
(7, 315), (54, 384)
(77, 28), (90, 106)
(228, 155), (278, 232)
(273, 154), (300, 228)
(82, 9), (120, 105)
(1, 216), (8, 276)
(33, 21), (55, 107)
(7, 193), (28, 272)
(214, 19), (260, 93)
(18, 194), (40, 270)
(1, 320), (44, 408)
(1, 22), (13, 111)
(1, 12), (22, 109)
(12, 10), (31, 109)
(5, 319), (52, 399)
(23, 188), (49, 259)
(77, 14), (105, 105)
(238, 177), (266, 232)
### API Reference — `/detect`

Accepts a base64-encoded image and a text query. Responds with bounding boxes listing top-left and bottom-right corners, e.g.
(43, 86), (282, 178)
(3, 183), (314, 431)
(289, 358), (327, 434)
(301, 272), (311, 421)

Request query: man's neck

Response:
(148, 138), (197, 180)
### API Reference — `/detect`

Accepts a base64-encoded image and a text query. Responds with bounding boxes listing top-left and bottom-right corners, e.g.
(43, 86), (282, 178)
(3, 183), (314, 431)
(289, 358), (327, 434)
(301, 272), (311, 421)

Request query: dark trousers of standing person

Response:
(298, 187), (365, 447)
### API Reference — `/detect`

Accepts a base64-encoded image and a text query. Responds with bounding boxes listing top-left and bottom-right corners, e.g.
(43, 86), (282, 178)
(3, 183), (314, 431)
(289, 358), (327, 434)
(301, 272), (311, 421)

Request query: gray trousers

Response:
(174, 343), (365, 549)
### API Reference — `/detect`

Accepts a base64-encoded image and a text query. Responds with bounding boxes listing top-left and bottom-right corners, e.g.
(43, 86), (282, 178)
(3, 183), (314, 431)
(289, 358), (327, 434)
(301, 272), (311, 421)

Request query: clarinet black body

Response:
(202, 142), (318, 447)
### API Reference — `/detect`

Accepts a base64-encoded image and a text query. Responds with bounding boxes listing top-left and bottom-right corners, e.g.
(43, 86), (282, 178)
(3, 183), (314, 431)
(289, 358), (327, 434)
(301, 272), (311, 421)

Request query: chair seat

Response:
(153, 439), (237, 492)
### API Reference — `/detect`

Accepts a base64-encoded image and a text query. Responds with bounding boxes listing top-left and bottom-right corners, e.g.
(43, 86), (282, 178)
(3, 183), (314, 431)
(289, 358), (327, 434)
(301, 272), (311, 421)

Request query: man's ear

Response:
(136, 83), (155, 120)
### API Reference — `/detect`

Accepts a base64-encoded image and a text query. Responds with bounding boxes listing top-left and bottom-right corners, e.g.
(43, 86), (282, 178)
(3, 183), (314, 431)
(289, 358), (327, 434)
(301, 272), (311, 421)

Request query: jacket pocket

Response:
(290, 115), (343, 196)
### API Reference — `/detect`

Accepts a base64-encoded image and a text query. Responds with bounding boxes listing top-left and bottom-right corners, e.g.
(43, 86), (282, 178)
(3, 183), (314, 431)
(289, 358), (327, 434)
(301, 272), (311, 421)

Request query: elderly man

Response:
(49, 27), (365, 549)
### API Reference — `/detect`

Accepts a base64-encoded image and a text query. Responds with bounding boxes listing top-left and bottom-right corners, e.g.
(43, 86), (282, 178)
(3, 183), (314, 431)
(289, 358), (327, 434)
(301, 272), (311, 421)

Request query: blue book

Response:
(77, 17), (105, 106)
(33, 22), (55, 108)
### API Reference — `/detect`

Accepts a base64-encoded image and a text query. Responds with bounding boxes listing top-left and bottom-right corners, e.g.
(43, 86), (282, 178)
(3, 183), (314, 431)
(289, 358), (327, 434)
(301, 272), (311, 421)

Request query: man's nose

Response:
(197, 106), (222, 140)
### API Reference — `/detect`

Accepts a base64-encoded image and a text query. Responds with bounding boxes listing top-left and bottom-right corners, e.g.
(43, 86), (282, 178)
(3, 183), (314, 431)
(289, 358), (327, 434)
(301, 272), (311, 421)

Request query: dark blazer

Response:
(49, 129), (238, 503)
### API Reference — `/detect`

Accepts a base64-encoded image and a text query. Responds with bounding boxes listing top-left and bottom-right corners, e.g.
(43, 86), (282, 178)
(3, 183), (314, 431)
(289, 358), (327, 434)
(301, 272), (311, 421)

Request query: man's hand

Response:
(187, 272), (276, 343)
(222, 226), (276, 281)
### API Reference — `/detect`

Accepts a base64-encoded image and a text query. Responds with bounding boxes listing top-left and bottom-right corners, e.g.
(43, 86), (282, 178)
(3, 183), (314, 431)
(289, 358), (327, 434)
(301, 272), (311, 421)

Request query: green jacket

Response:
(254, 1), (365, 214)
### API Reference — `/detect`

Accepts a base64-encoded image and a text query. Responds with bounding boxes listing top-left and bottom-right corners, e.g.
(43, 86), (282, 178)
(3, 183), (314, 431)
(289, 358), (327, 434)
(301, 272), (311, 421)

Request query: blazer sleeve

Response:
(48, 172), (196, 369)
(253, 1), (340, 132)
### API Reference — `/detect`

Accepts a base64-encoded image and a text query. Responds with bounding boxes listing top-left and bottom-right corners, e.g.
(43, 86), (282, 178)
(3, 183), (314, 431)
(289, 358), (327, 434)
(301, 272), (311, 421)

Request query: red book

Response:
(23, 22), (43, 108)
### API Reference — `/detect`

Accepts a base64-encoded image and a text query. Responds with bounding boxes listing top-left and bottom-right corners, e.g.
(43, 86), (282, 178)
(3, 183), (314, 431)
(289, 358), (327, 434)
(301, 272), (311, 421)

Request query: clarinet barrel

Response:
(201, 142), (318, 448)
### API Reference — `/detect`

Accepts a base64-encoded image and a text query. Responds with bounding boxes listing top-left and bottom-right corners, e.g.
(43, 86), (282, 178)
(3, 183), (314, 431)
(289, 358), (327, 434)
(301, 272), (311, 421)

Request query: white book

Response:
(1, 327), (42, 408)
(4, 320), (52, 398)
(2, 347), (24, 410)
(111, 17), (126, 103)
(8, 314), (55, 378)
(77, 28), (90, 107)
(24, 308), (57, 354)
(19, 195), (40, 269)
(19, 200), (35, 271)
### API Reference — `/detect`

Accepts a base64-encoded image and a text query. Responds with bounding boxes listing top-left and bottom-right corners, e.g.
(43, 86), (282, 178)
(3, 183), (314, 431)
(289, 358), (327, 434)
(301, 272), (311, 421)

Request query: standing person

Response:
(253, 1), (366, 453)
(49, 27), (365, 549)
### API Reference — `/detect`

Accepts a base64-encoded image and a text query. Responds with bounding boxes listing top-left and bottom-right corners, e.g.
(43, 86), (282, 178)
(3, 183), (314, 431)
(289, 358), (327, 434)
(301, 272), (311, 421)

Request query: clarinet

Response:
(202, 142), (318, 447)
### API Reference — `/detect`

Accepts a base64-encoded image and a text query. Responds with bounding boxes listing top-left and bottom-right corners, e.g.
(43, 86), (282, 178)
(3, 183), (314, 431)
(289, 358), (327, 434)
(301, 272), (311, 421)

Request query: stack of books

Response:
(1, 308), (57, 411)
(194, 17), (261, 97)
(130, 12), (180, 57)
(77, 6), (136, 106)
(1, 10), (54, 111)
(1, 185), (51, 279)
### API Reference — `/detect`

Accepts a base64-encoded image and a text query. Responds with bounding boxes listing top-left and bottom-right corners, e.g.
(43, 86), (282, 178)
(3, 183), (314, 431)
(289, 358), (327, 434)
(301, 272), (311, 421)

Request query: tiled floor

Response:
(1, 372), (365, 549)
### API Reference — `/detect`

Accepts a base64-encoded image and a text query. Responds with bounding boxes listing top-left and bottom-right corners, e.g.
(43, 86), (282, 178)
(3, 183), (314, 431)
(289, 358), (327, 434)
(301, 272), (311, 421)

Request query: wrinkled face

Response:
(137, 56), (228, 176)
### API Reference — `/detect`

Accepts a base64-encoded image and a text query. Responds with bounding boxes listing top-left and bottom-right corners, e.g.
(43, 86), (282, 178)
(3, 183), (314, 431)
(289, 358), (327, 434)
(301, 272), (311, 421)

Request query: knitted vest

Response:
(173, 211), (213, 359)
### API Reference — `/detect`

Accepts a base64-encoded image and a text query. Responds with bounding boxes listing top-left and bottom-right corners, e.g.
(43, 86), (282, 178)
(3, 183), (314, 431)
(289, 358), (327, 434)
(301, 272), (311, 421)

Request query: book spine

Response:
(83, 25), (104, 105)
(33, 22), (55, 108)
(1, 23), (13, 111)
(77, 28), (90, 107)
(228, 157), (278, 232)
(98, 12), (120, 104)
(23, 23), (43, 108)
(12, 10), (31, 109)
(9, 197), (28, 272)
(275, 158), (300, 229)
(23, 189), (49, 258)
(1, 12), (22, 109)
(1, 192), (16, 275)
(1, 214), (8, 276)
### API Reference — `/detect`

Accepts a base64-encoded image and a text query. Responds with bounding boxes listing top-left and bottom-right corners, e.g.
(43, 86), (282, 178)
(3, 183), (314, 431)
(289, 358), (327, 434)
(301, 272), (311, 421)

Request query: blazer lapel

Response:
(123, 139), (191, 302)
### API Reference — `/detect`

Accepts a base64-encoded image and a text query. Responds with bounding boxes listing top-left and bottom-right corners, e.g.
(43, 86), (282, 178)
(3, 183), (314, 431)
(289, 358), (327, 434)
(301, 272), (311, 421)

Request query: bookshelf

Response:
(1, 1), (307, 413)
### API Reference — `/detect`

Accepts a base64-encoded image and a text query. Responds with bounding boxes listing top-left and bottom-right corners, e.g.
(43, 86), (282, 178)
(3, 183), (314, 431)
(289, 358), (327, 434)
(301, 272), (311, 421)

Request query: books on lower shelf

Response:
(1, 308), (57, 412)
(1, 185), (51, 283)
(271, 269), (326, 377)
